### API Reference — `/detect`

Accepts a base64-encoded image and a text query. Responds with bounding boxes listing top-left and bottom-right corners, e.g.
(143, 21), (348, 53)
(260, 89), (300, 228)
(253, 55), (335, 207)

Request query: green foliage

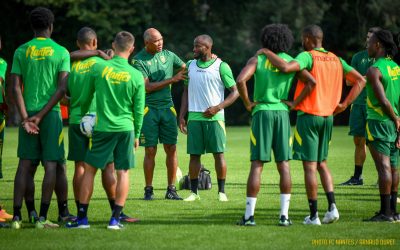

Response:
(18, 0), (75, 7)
(66, 0), (151, 45)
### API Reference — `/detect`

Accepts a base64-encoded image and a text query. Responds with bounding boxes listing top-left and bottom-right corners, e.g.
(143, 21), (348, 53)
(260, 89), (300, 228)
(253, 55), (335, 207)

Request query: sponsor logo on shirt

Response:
(313, 55), (339, 62)
(26, 46), (54, 60)
(101, 66), (131, 84)
(71, 59), (97, 74)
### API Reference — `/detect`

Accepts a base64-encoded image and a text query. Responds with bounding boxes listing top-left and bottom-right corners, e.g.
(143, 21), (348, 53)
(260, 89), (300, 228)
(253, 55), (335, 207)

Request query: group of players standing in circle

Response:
(0, 6), (399, 229)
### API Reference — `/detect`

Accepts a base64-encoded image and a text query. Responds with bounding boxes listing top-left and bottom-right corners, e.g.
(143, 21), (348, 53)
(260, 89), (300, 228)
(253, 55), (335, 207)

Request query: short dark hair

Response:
(77, 27), (97, 44)
(196, 34), (213, 47)
(260, 24), (294, 53)
(29, 7), (54, 31)
(302, 24), (323, 40)
(368, 27), (382, 33)
(374, 30), (398, 57)
(114, 31), (135, 51)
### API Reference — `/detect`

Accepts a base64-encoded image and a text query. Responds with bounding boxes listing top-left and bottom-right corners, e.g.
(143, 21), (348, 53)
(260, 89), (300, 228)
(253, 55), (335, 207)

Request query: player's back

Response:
(93, 56), (144, 132)
(12, 37), (70, 112)
(294, 50), (343, 116)
(253, 53), (295, 113)
(68, 56), (104, 124)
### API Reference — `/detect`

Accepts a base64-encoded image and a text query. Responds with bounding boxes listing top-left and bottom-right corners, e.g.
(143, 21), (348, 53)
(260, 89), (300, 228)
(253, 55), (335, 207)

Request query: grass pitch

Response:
(0, 126), (399, 249)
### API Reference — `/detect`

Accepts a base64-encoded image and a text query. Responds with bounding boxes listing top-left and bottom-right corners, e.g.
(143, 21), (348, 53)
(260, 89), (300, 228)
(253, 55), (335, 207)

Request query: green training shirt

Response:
(0, 57), (7, 104)
(366, 57), (400, 121)
(252, 53), (295, 115)
(132, 49), (184, 109)
(184, 58), (236, 121)
(351, 50), (374, 105)
(11, 37), (70, 112)
(68, 56), (104, 124)
(82, 56), (145, 137)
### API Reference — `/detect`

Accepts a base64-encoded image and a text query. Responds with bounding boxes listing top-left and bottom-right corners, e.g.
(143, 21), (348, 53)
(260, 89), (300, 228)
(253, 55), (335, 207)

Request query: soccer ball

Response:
(80, 114), (96, 138)
(176, 167), (184, 189)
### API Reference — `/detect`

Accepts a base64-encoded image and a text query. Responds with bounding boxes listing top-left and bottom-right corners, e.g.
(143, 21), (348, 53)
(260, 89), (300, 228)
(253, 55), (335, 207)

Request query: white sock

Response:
(245, 197), (257, 219)
(280, 193), (291, 218)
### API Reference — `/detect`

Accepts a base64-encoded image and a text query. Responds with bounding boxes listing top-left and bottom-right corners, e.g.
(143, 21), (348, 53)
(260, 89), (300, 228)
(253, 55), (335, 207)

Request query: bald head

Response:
(144, 28), (161, 42)
(143, 28), (163, 54)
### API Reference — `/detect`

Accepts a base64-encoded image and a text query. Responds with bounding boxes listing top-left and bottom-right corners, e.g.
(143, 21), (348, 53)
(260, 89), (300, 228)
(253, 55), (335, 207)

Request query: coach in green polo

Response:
(132, 28), (186, 200)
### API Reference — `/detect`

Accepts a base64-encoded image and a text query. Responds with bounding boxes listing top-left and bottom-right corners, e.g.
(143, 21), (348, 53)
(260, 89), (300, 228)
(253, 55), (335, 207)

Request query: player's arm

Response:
(179, 85), (188, 134)
(285, 70), (316, 109)
(12, 74), (39, 134)
(366, 67), (398, 127)
(203, 62), (239, 118)
(334, 61), (366, 115)
(257, 48), (301, 73)
(133, 74), (145, 150)
(70, 49), (111, 61)
(144, 64), (186, 93)
(236, 56), (257, 112)
(0, 61), (7, 113)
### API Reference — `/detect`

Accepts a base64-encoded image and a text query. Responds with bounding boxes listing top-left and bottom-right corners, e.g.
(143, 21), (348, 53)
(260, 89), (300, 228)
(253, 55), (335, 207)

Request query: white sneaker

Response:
(322, 203), (339, 224)
(303, 213), (321, 225)
(218, 192), (228, 202)
(184, 193), (200, 201)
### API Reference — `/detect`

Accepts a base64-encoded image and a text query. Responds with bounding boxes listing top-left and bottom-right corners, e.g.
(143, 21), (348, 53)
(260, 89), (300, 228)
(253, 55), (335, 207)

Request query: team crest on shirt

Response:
(160, 55), (166, 64)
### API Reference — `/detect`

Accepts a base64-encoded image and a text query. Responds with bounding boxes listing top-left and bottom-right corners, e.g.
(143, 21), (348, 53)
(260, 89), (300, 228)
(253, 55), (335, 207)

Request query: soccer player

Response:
(179, 34), (239, 202)
(341, 27), (382, 186)
(132, 28), (186, 200)
(259, 24), (365, 225)
(364, 30), (399, 222)
(0, 35), (7, 181)
(67, 27), (137, 223)
(0, 35), (13, 225)
(11, 7), (70, 229)
(236, 24), (316, 226)
(67, 31), (145, 229)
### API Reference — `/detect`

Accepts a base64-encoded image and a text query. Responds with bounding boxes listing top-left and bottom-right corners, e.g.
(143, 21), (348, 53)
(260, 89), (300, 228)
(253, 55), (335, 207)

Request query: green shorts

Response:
(366, 119), (398, 168)
(139, 106), (178, 147)
(293, 113), (333, 162)
(250, 110), (292, 162)
(85, 131), (134, 170)
(67, 124), (89, 161)
(187, 120), (226, 155)
(348, 104), (367, 137)
(18, 111), (65, 162)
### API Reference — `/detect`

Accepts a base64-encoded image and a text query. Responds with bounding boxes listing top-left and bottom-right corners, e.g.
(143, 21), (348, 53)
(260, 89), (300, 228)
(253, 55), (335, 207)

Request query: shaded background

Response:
(1, 0), (399, 126)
